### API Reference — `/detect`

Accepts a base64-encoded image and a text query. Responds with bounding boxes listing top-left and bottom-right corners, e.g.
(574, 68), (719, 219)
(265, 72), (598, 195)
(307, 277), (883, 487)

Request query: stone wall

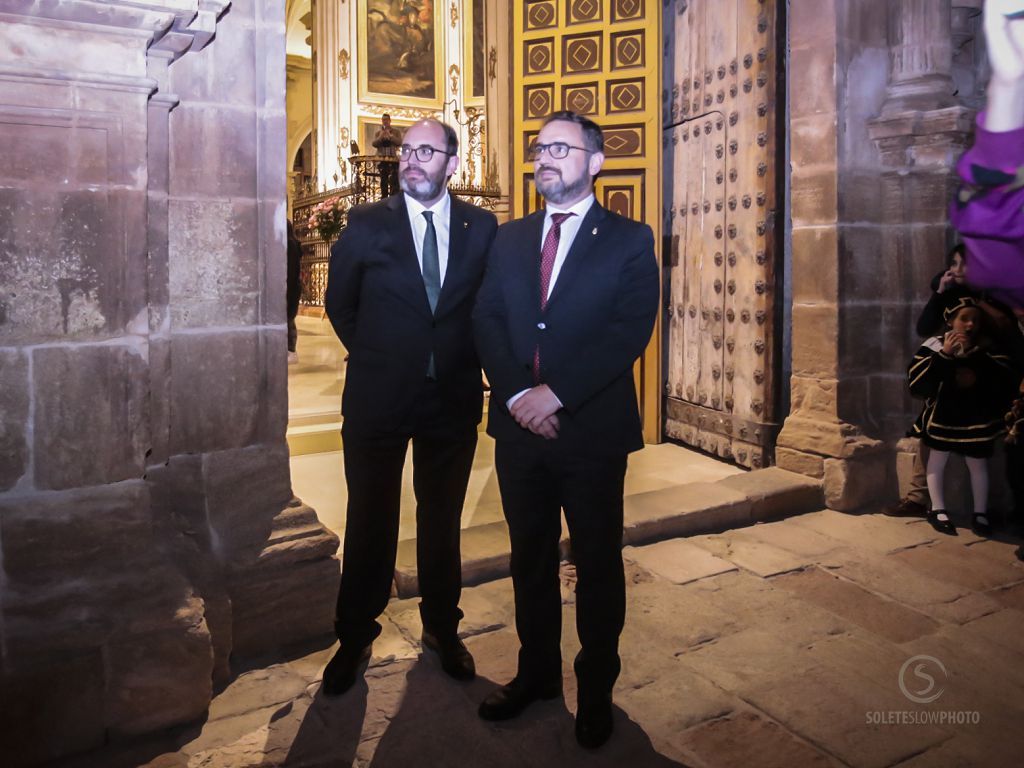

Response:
(0, 2), (339, 764)
(777, 0), (982, 510)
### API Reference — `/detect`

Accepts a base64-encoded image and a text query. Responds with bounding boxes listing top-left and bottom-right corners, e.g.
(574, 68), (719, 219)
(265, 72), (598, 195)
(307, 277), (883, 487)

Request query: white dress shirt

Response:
(404, 192), (452, 284)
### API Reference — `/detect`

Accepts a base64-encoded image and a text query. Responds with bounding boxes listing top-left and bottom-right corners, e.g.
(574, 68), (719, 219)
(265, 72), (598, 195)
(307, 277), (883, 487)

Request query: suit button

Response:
(537, 322), (546, 330)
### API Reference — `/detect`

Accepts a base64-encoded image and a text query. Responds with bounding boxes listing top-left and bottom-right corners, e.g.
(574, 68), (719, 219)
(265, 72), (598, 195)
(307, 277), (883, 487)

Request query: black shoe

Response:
(575, 693), (614, 749)
(971, 513), (993, 537)
(884, 499), (928, 518)
(322, 644), (372, 697)
(927, 509), (957, 536)
(421, 630), (476, 681)
(478, 677), (562, 721)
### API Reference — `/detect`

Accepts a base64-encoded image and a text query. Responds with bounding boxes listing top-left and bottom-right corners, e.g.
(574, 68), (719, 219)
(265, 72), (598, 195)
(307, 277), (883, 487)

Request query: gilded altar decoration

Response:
(488, 45), (497, 83)
(449, 63), (460, 95)
(339, 49), (350, 79)
(450, 0), (458, 27)
(359, 0), (443, 107)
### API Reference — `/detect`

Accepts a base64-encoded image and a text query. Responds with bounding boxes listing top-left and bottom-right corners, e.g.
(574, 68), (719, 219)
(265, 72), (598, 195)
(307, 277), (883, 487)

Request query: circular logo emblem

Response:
(899, 655), (947, 704)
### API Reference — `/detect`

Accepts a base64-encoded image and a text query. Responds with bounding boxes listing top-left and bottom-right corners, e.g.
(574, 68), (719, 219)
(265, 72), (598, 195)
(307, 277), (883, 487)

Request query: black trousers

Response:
(334, 382), (478, 651)
(494, 439), (627, 698)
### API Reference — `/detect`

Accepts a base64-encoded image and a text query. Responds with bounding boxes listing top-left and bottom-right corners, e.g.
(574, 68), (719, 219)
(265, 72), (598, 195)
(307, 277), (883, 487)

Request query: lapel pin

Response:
(464, 221), (469, 228)
(592, 227), (598, 235)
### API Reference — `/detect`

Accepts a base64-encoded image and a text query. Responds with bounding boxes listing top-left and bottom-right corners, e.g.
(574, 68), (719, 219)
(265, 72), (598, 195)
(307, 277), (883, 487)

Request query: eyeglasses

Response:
(399, 144), (452, 162)
(527, 142), (591, 160)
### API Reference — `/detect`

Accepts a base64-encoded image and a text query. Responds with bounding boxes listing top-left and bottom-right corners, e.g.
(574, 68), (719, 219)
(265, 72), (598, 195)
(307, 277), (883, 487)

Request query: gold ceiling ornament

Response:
(361, 104), (439, 120)
(450, 0), (458, 27)
(338, 49), (349, 80)
(449, 64), (460, 95)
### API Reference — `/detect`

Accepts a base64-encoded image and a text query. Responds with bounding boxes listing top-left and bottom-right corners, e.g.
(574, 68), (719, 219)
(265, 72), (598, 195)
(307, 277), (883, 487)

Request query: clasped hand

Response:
(509, 384), (561, 440)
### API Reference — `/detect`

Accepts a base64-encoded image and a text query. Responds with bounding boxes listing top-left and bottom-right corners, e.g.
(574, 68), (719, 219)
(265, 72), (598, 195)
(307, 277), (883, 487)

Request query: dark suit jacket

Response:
(325, 194), (498, 434)
(473, 202), (659, 456)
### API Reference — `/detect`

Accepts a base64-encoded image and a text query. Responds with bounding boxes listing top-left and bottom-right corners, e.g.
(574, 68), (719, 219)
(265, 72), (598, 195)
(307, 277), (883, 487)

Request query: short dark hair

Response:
(439, 121), (459, 156)
(946, 243), (967, 267)
(382, 113), (391, 119)
(541, 110), (604, 153)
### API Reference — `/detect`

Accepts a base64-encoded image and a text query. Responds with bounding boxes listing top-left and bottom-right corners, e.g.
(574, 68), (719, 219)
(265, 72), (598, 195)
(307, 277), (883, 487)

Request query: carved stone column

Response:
(880, 0), (958, 115)
(0, 2), (340, 763)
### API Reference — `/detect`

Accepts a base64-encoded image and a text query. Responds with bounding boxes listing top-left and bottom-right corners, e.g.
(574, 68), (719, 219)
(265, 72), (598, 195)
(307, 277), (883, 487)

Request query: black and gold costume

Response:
(908, 337), (1017, 458)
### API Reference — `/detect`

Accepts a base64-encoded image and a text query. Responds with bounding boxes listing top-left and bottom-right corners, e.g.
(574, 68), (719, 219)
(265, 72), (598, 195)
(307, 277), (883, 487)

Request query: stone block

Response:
(790, 0), (836, 52)
(774, 567), (939, 643)
(790, 509), (938, 554)
(892, 540), (1024, 593)
(624, 539), (738, 584)
(0, 348), (29, 490)
(790, 226), (838, 304)
(168, 198), (261, 328)
(169, 104), (259, 199)
(0, 481), (151, 588)
(716, 467), (824, 521)
(169, 330), (263, 454)
(0, 650), (106, 767)
(672, 709), (836, 768)
(147, 336), (172, 465)
(622, 482), (752, 546)
(790, 114), (837, 171)
(262, 202), (288, 325)
(32, 343), (148, 489)
(202, 443), (292, 555)
(791, 167), (839, 227)
(229, 556), (339, 657)
(105, 599), (214, 736)
(258, 326), (289, 443)
(791, 304), (838, 378)
(774, 446), (824, 479)
(838, 303), (883, 378)
(789, 41), (838, 119)
(823, 450), (895, 511)
(688, 532), (810, 578)
(174, 19), (258, 107)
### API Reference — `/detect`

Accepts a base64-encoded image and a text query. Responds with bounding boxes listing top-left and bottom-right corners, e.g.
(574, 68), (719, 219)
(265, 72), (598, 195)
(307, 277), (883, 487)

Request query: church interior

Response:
(3, 0), (1023, 765)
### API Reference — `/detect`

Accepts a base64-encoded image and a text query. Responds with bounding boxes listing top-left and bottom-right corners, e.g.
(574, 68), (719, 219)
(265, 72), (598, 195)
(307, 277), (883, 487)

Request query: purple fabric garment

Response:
(950, 112), (1024, 308)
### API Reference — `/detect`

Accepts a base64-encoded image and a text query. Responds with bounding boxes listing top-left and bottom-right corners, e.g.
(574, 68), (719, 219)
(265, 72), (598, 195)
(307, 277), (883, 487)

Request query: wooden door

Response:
(512, 0), (662, 443)
(664, 0), (783, 468)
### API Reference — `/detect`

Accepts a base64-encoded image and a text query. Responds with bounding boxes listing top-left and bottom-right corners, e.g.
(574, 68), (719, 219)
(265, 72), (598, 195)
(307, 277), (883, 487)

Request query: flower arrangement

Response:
(307, 196), (347, 242)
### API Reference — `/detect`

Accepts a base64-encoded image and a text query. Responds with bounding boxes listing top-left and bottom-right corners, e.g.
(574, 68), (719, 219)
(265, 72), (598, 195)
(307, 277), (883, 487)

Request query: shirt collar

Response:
(405, 191), (450, 221)
(545, 193), (595, 222)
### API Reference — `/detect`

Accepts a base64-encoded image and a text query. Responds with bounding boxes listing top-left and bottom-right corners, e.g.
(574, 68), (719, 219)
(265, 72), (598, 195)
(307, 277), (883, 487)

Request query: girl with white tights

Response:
(908, 298), (1017, 536)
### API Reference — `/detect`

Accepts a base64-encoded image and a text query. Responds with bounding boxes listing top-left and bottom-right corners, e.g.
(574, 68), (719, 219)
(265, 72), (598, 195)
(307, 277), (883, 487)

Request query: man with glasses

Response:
(323, 119), (498, 695)
(473, 111), (659, 748)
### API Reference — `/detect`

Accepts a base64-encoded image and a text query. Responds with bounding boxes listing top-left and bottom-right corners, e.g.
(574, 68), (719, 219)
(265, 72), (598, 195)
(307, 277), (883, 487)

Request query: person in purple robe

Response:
(951, 1), (1024, 308)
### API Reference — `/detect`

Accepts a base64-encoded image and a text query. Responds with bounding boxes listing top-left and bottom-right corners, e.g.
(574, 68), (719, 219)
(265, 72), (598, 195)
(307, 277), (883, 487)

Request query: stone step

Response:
(392, 467), (823, 598)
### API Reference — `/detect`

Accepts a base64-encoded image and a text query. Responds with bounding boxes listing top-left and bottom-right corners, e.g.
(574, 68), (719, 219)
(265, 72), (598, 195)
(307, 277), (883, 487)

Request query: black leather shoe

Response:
(421, 630), (476, 681)
(478, 677), (562, 721)
(927, 509), (957, 536)
(322, 644), (372, 697)
(575, 693), (614, 749)
(971, 513), (993, 537)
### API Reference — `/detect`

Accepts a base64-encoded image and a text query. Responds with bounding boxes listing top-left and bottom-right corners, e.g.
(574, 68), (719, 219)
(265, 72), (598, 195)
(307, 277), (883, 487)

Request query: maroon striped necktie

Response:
(533, 212), (574, 383)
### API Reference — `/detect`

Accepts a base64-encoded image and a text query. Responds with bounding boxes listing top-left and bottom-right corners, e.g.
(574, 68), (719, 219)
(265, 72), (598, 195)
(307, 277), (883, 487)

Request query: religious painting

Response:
(359, 0), (443, 107)
(462, 0), (485, 103)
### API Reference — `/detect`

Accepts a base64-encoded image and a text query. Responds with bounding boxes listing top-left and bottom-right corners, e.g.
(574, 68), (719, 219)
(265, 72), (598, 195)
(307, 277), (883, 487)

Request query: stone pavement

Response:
(52, 509), (1024, 768)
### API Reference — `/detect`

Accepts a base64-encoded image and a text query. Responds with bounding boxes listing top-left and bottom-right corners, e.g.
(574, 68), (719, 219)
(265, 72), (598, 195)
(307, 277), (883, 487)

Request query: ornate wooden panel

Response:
(664, 0), (782, 469)
(513, 0), (662, 443)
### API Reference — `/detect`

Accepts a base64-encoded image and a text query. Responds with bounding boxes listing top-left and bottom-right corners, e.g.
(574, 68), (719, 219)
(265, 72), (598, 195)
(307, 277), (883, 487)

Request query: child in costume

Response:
(908, 297), (1017, 535)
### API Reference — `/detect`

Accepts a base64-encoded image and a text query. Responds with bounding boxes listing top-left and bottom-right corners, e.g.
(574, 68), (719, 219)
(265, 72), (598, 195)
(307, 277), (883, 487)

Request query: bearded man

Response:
(322, 118), (498, 695)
